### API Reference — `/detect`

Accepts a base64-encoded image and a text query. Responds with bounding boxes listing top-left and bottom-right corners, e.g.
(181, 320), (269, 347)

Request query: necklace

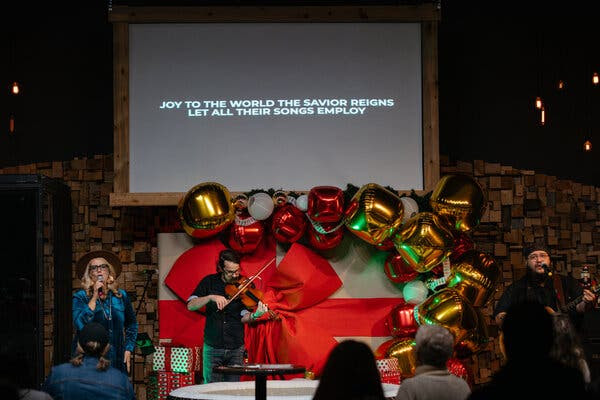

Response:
(98, 293), (112, 321)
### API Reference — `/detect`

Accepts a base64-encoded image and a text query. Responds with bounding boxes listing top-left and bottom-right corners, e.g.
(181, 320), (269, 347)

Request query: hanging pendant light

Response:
(11, 81), (20, 95)
(584, 140), (592, 152)
(593, 72), (599, 86)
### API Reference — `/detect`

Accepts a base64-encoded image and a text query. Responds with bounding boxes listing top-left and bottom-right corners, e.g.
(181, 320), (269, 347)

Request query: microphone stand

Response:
(132, 269), (156, 391)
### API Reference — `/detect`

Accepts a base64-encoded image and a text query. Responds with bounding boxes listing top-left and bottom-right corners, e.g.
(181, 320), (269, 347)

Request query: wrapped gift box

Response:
(147, 371), (195, 400)
(376, 358), (401, 385)
(153, 346), (202, 373)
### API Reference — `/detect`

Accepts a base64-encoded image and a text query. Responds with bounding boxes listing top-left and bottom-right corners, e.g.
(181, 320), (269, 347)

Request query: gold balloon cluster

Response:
(377, 175), (501, 378)
(177, 177), (498, 379)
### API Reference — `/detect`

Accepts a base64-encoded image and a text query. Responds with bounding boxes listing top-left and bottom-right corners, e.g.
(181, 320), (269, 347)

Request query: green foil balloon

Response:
(430, 174), (487, 232)
(393, 212), (455, 273)
(344, 183), (404, 245)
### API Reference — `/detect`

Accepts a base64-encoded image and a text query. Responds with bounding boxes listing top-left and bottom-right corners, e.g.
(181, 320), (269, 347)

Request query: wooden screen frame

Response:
(109, 5), (440, 206)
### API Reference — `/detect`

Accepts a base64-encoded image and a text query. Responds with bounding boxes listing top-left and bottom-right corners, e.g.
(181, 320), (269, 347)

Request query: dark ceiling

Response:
(1, 1), (599, 186)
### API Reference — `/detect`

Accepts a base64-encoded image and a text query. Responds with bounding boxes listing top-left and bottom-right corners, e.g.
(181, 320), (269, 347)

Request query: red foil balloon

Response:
(307, 186), (344, 223)
(377, 238), (396, 252)
(228, 213), (264, 254)
(307, 224), (344, 250)
(385, 302), (418, 337)
(446, 358), (471, 385)
(450, 232), (475, 262)
(271, 204), (307, 243)
(384, 253), (419, 284)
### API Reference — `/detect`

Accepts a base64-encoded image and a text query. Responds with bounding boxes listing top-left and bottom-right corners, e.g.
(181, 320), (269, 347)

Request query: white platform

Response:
(169, 379), (400, 400)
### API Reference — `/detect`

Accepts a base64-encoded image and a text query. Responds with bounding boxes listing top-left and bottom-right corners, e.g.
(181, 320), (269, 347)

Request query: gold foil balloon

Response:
(447, 250), (501, 307)
(455, 308), (490, 357)
(393, 212), (455, 273)
(344, 183), (404, 245)
(376, 338), (417, 378)
(178, 182), (235, 239)
(413, 288), (479, 346)
(430, 174), (487, 232)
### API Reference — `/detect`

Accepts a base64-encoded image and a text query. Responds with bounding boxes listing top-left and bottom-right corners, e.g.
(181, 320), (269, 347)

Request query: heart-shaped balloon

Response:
(178, 182), (234, 239)
(447, 250), (500, 307)
(393, 212), (455, 273)
(307, 186), (344, 223)
(271, 204), (307, 243)
(413, 288), (479, 346)
(344, 183), (404, 245)
(228, 213), (264, 254)
(385, 302), (418, 337)
(384, 253), (419, 284)
(430, 174), (487, 232)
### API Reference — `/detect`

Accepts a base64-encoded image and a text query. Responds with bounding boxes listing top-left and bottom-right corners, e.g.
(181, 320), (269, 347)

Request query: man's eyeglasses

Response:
(89, 264), (109, 272)
(528, 253), (549, 261)
(223, 269), (240, 276)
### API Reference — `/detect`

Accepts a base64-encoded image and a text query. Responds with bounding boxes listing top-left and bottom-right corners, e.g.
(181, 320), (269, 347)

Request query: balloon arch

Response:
(176, 175), (499, 380)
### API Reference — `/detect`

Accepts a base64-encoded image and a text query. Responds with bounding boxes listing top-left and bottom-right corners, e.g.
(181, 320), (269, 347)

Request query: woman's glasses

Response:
(89, 264), (109, 272)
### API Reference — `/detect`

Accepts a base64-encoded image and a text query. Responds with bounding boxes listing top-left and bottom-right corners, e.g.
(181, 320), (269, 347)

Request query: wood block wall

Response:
(441, 155), (600, 385)
(2, 154), (598, 392)
(0, 156), (179, 400)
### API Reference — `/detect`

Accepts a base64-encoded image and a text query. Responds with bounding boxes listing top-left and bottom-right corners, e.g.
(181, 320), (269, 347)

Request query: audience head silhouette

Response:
(415, 324), (454, 368)
(502, 301), (553, 360)
(313, 340), (384, 400)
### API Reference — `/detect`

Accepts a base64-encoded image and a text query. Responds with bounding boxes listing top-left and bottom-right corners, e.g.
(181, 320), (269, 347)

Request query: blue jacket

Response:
(42, 357), (135, 400)
(72, 289), (138, 373)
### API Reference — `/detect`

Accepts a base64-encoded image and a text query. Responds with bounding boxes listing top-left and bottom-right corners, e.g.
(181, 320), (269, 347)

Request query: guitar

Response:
(555, 284), (600, 314)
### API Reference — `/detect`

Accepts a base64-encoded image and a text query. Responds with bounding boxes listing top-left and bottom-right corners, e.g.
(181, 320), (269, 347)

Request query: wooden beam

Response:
(113, 22), (129, 194)
(109, 5), (441, 23)
(422, 20), (440, 191)
(109, 189), (431, 207)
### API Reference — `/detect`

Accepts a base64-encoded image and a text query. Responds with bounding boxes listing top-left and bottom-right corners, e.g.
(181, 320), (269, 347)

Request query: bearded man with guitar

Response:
(493, 244), (597, 331)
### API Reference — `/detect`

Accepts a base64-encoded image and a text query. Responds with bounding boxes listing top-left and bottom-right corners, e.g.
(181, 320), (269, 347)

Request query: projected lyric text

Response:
(158, 98), (396, 117)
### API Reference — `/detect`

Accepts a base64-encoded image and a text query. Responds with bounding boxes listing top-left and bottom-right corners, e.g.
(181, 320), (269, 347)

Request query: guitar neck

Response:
(560, 285), (598, 313)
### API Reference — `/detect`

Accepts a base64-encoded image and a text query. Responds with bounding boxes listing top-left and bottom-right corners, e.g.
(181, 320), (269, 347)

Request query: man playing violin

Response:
(187, 249), (269, 383)
(493, 243), (596, 331)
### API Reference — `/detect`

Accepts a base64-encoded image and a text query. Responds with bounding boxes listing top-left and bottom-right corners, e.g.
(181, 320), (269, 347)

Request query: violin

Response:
(225, 276), (265, 309)
(222, 258), (278, 320)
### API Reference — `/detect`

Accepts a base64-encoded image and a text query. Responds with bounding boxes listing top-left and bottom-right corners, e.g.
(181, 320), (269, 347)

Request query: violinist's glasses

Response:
(223, 268), (240, 276)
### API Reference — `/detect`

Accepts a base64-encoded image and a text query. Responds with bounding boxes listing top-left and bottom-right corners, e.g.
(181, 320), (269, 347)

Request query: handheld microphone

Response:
(97, 275), (104, 295)
(542, 263), (552, 277)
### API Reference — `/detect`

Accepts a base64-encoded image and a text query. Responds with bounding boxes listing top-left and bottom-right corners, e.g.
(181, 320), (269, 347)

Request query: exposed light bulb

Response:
(594, 72), (599, 86)
(540, 106), (545, 126)
(535, 96), (542, 109)
(584, 140), (592, 152)
(9, 114), (15, 134)
(11, 81), (20, 95)
(558, 80), (565, 90)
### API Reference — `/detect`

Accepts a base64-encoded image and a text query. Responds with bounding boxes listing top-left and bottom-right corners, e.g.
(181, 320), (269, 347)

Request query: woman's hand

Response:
(124, 350), (131, 373)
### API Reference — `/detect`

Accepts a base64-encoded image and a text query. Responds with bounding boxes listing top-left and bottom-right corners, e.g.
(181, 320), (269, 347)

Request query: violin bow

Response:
(223, 257), (276, 307)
